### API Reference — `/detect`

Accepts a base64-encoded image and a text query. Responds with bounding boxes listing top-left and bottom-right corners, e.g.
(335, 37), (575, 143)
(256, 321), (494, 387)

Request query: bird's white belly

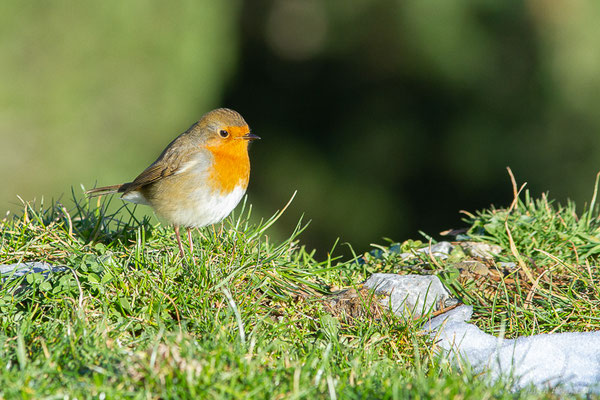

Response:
(167, 184), (247, 228)
(120, 152), (247, 228)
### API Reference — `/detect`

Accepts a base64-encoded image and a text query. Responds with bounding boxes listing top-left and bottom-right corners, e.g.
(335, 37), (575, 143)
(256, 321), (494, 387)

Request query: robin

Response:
(86, 108), (259, 257)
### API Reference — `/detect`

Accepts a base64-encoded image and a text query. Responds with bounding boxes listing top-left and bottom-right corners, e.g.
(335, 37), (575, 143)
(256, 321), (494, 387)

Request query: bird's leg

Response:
(187, 227), (194, 254)
(174, 225), (185, 258)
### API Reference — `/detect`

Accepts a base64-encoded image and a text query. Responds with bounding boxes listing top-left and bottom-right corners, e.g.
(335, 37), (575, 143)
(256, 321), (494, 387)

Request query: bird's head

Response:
(190, 108), (259, 152)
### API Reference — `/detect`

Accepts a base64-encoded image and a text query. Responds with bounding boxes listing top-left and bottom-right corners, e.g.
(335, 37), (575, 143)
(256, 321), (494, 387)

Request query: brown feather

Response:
(85, 184), (123, 197)
(119, 131), (197, 194)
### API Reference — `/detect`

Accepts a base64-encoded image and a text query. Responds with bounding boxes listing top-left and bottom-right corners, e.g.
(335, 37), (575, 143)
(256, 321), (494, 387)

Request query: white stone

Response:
(363, 273), (451, 317)
(424, 305), (600, 393)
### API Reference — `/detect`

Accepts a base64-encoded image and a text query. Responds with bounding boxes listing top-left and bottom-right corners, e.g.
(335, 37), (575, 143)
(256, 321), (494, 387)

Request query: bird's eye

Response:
(219, 129), (229, 138)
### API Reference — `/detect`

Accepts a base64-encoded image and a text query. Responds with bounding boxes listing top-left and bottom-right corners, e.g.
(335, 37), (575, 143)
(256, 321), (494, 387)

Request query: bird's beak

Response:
(242, 132), (261, 140)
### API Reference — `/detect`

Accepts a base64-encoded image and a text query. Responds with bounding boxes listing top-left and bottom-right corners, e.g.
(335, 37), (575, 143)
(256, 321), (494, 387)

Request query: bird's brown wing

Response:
(119, 135), (193, 194)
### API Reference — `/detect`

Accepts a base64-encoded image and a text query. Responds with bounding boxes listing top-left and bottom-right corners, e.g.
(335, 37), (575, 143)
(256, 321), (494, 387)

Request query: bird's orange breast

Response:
(204, 131), (251, 194)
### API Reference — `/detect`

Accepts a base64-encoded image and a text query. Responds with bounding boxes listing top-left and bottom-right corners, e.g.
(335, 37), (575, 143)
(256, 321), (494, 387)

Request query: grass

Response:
(2, 173), (600, 399)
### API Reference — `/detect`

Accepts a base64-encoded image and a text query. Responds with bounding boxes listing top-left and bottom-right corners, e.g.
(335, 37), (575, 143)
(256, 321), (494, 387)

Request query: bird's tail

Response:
(85, 184), (123, 198)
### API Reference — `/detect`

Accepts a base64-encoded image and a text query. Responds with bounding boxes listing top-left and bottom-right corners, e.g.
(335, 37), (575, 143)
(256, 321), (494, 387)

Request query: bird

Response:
(86, 108), (259, 258)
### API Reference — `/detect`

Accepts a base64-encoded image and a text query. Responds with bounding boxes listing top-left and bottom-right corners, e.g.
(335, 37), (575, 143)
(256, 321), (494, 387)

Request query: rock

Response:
(415, 241), (454, 258)
(360, 241), (456, 265)
(454, 260), (491, 276)
(458, 242), (502, 259)
(0, 262), (66, 282)
(362, 273), (452, 318)
(423, 305), (600, 394)
(498, 261), (517, 270)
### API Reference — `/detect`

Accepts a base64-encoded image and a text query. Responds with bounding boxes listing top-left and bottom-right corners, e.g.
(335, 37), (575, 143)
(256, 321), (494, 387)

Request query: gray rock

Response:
(0, 262), (66, 282)
(498, 261), (517, 270)
(414, 241), (454, 259)
(459, 242), (502, 258)
(363, 273), (452, 318)
(395, 241), (455, 261)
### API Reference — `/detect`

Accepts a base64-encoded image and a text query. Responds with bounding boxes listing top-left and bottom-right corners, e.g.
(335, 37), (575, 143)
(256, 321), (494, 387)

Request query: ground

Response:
(2, 182), (600, 399)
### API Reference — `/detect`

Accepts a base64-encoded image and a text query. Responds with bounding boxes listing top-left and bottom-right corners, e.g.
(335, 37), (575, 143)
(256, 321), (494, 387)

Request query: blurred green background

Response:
(2, 0), (600, 255)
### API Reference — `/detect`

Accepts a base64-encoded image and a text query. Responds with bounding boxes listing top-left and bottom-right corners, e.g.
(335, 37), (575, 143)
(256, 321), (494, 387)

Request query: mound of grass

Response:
(2, 175), (599, 398)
